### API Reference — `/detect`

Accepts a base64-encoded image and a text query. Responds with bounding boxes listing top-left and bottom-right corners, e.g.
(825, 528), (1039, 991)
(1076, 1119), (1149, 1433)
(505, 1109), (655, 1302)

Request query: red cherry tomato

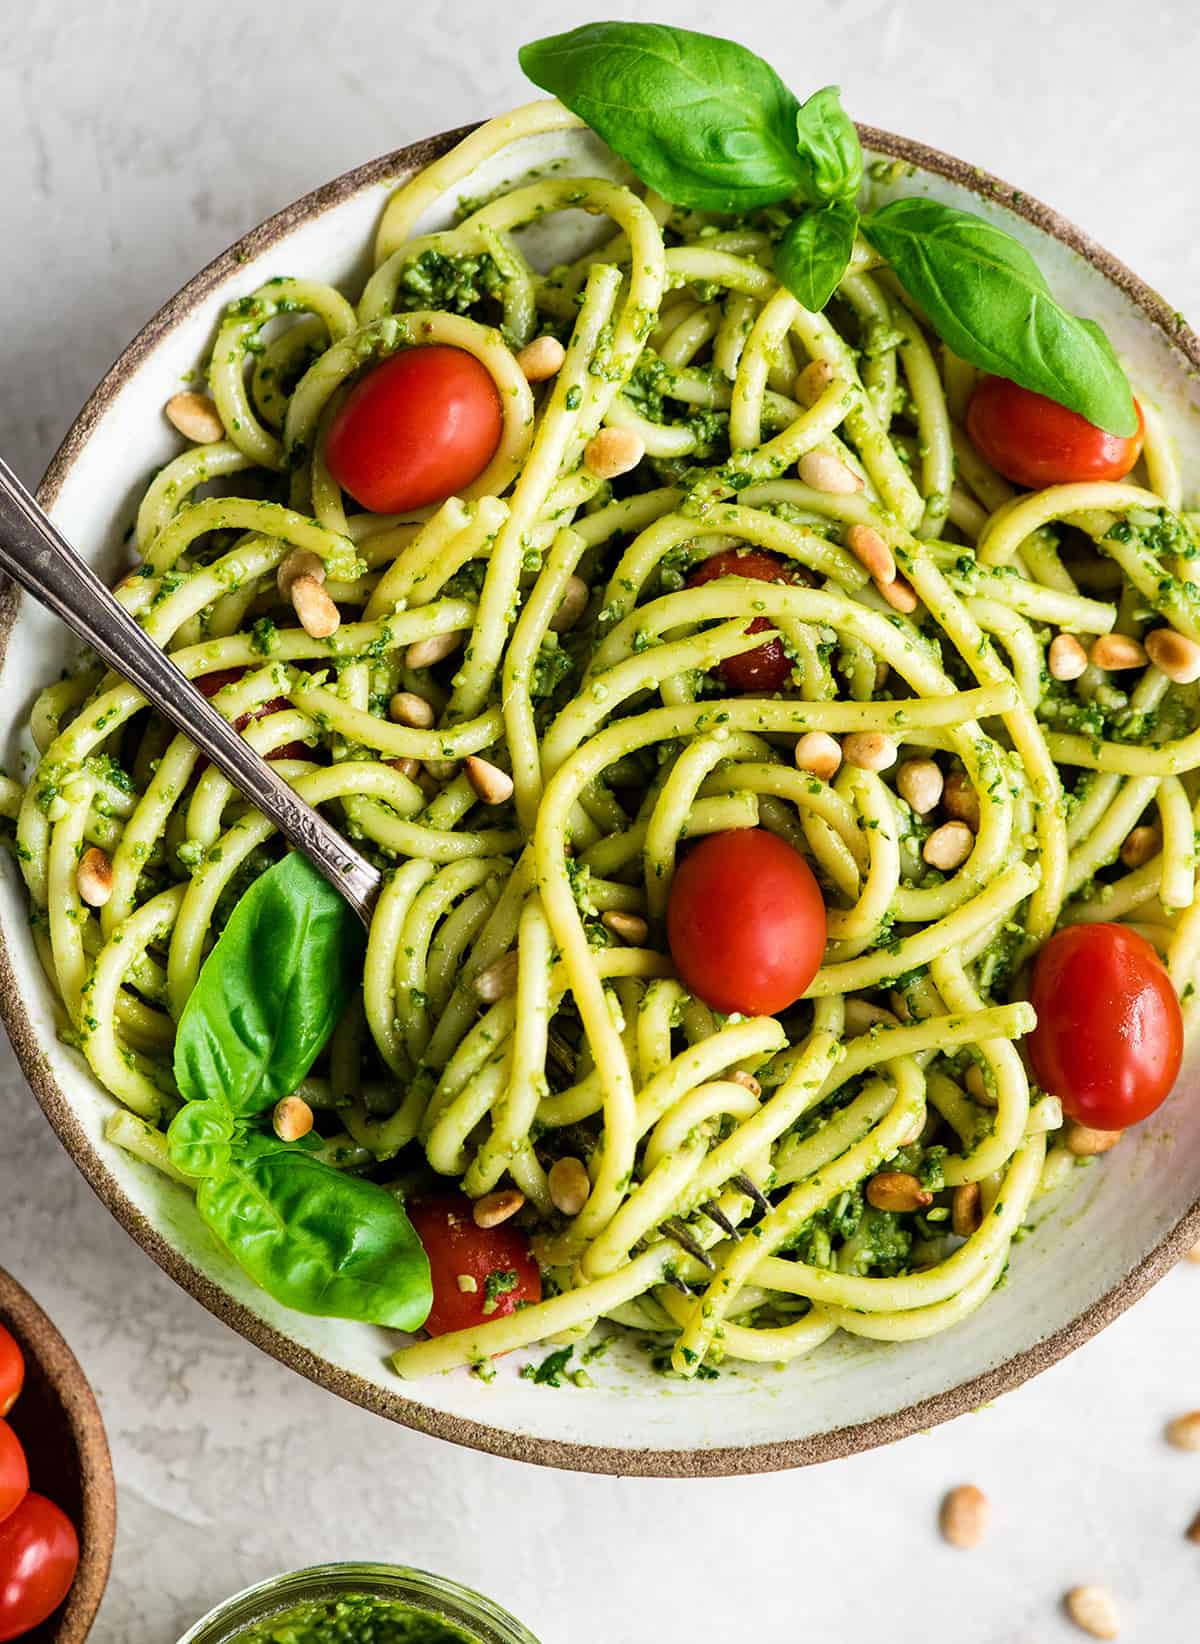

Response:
(407, 1196), (541, 1338)
(0, 1332), (22, 1421)
(686, 549), (799, 692)
(1028, 923), (1183, 1130)
(667, 828), (827, 1015)
(195, 670), (310, 762)
(0, 1493), (79, 1642)
(965, 376), (1144, 489)
(324, 346), (502, 515)
(0, 1426), (27, 1528)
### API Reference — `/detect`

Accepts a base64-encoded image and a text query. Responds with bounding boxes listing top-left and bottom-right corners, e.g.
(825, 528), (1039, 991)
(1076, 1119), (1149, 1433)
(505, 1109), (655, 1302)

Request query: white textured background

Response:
(2, 2), (1200, 1639)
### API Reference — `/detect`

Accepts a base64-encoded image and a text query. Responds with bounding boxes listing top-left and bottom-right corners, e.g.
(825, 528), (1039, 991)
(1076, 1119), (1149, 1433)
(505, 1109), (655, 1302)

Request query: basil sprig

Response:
(167, 853), (432, 1331)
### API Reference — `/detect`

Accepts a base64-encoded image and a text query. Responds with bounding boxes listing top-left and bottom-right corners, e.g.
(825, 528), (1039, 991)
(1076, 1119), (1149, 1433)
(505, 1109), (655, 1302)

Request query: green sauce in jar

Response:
(231, 1593), (480, 1644)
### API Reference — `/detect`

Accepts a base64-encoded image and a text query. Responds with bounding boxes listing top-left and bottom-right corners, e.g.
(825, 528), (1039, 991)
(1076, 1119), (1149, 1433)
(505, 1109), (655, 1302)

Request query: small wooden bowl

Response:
(0, 1269), (115, 1644)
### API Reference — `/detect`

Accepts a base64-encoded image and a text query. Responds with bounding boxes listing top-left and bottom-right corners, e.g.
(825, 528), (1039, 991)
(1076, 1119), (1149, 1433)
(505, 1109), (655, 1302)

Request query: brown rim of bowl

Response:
(0, 1268), (116, 1643)
(2, 119), (1199, 1479)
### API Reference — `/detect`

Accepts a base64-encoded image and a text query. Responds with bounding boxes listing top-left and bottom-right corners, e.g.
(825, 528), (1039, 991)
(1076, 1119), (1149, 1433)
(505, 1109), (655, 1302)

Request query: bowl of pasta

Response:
(2, 23), (1199, 1477)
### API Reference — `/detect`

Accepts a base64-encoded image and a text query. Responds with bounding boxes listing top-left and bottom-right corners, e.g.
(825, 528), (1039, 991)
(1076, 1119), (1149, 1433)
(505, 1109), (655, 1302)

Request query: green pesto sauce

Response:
(231, 1593), (479, 1644)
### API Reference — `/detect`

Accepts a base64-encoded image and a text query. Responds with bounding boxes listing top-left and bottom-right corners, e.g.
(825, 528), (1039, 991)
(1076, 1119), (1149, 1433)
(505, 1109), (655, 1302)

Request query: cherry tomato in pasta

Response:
(0, 1425), (27, 1527)
(407, 1196), (541, 1339)
(324, 346), (503, 514)
(0, 1493), (79, 1643)
(0, 1332), (21, 1421)
(965, 375), (1144, 489)
(195, 670), (310, 762)
(667, 828), (827, 1015)
(1028, 923), (1183, 1130)
(686, 548), (799, 692)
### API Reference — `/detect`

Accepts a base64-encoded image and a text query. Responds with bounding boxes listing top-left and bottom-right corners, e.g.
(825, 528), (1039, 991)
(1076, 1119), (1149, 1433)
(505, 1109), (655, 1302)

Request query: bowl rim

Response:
(0, 1266), (116, 1643)
(4, 117), (1200, 1478)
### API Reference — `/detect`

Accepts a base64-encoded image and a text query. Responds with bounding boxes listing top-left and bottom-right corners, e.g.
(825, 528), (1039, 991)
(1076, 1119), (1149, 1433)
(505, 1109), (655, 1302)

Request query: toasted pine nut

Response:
(516, 335), (566, 383)
(896, 757), (943, 816)
(794, 730), (842, 781)
(1186, 1506), (1200, 1544)
(729, 1069), (761, 1098)
(942, 770), (980, 831)
(844, 998), (899, 1036)
(798, 449), (863, 495)
(842, 732), (896, 773)
(939, 1483), (989, 1548)
(879, 574), (918, 613)
(1064, 1586), (1120, 1640)
(75, 846), (113, 908)
(277, 548), (326, 599)
(290, 574), (340, 639)
(1120, 822), (1161, 869)
(549, 574), (589, 633)
(406, 630), (463, 670)
(1048, 632), (1089, 681)
(165, 390), (224, 444)
(548, 1155), (591, 1216)
(1090, 632), (1147, 672)
(456, 1273), (478, 1293)
(387, 757), (422, 781)
(1146, 625), (1200, 684)
(923, 820), (973, 872)
(964, 1063), (995, 1106)
(874, 661), (890, 692)
(464, 755), (513, 806)
(866, 1171), (932, 1212)
(1065, 1121), (1123, 1157)
(601, 910), (649, 945)
(473, 951), (519, 1002)
(473, 1188), (524, 1228)
(423, 759), (457, 782)
(952, 1181), (982, 1238)
(793, 358), (835, 407)
(1166, 1411), (1200, 1451)
(846, 524), (896, 584)
(273, 1095), (314, 1143)
(1186, 1240), (1200, 1265)
(584, 427), (644, 480)
(388, 690), (435, 729)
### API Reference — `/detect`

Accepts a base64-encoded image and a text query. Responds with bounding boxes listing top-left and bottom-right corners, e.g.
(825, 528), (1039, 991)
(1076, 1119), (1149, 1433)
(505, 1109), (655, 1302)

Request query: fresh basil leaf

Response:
(519, 22), (806, 212)
(792, 87), (862, 205)
(859, 197), (1137, 436)
(173, 852), (364, 1117)
(775, 201), (859, 312)
(166, 1099), (234, 1180)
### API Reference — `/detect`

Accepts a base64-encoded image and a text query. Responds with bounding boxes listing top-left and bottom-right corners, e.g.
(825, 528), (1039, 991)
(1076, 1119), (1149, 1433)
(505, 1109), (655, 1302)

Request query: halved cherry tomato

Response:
(407, 1195), (541, 1338)
(667, 828), (827, 1015)
(965, 376), (1144, 489)
(686, 548), (799, 692)
(325, 346), (503, 515)
(0, 1493), (79, 1642)
(195, 669), (310, 762)
(0, 1331), (21, 1421)
(1028, 923), (1183, 1130)
(0, 1426), (27, 1528)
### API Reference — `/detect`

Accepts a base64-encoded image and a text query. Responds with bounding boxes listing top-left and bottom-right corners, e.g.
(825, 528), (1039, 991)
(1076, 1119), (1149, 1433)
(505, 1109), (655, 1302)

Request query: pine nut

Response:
(923, 820), (974, 871)
(896, 757), (943, 816)
(164, 390), (224, 444)
(549, 574), (589, 633)
(730, 1069), (761, 1098)
(1048, 632), (1089, 681)
(866, 1171), (932, 1212)
(939, 1483), (989, 1548)
(842, 732), (896, 772)
(277, 548), (326, 599)
(1186, 1506), (1200, 1544)
(456, 1273), (478, 1293)
(1186, 1240), (1200, 1264)
(516, 335), (566, 383)
(964, 1063), (995, 1106)
(952, 1181), (982, 1238)
(793, 358), (834, 407)
(473, 1188), (524, 1228)
(584, 427), (644, 480)
(387, 757), (422, 781)
(406, 630), (463, 670)
(1090, 633), (1147, 672)
(877, 574), (918, 614)
(464, 755), (513, 806)
(846, 524), (895, 585)
(1166, 1411), (1200, 1451)
(548, 1155), (591, 1216)
(290, 574), (340, 639)
(273, 1095), (314, 1143)
(943, 770), (980, 831)
(794, 730), (842, 781)
(1064, 1586), (1120, 1640)
(1065, 1121), (1123, 1157)
(1120, 822), (1161, 869)
(423, 758), (457, 782)
(798, 449), (863, 495)
(473, 951), (519, 1002)
(601, 910), (649, 945)
(76, 846), (113, 908)
(1146, 625), (1200, 685)
(844, 998), (899, 1036)
(388, 690), (435, 729)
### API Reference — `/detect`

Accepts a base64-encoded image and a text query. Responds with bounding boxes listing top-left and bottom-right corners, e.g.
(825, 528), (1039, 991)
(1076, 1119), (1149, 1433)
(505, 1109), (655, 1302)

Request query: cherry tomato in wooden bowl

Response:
(1028, 923), (1183, 1130)
(667, 828), (827, 1015)
(686, 548), (800, 693)
(0, 1426), (27, 1529)
(407, 1196), (541, 1339)
(966, 375), (1144, 490)
(0, 1493), (79, 1643)
(325, 345), (503, 514)
(0, 1333), (21, 1422)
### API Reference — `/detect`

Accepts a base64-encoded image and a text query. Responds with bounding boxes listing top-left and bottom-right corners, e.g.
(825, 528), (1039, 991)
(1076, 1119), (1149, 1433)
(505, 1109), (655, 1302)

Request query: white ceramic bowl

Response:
(3, 119), (1199, 1477)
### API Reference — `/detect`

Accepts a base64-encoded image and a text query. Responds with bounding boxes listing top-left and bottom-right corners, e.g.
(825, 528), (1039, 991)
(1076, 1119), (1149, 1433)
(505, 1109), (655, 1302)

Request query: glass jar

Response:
(175, 1562), (541, 1644)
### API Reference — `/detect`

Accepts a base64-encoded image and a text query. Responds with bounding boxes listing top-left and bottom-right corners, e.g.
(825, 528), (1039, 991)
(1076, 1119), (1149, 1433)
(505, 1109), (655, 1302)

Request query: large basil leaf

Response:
(173, 852), (364, 1116)
(860, 197), (1137, 436)
(776, 201), (859, 312)
(793, 87), (862, 205)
